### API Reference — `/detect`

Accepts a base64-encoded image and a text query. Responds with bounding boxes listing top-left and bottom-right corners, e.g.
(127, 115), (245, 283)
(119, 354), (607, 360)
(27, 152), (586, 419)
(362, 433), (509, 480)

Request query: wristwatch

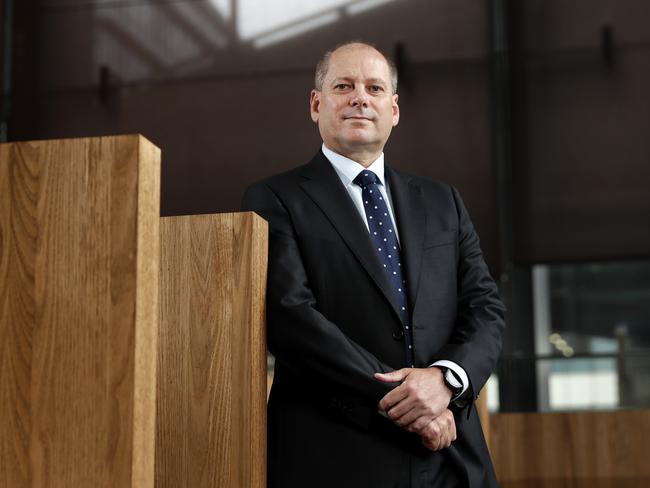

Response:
(438, 367), (463, 399)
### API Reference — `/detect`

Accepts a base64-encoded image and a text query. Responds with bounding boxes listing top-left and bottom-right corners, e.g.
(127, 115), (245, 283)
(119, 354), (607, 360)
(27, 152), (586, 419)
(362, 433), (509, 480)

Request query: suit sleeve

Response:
(242, 181), (396, 405)
(432, 185), (505, 401)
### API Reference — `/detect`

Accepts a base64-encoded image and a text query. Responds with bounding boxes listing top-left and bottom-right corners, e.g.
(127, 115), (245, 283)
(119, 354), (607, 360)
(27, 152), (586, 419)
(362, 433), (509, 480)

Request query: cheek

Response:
(325, 110), (344, 128)
(322, 113), (340, 131)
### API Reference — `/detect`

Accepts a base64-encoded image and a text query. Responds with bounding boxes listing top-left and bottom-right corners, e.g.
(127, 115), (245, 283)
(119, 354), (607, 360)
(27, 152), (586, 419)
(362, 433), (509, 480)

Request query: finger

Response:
(420, 420), (442, 451)
(422, 437), (439, 452)
(394, 396), (443, 429)
(374, 368), (410, 383)
(407, 413), (436, 434)
(442, 431), (453, 448)
(431, 418), (448, 451)
(394, 405), (432, 429)
(421, 434), (437, 452)
(426, 434), (442, 452)
(446, 410), (457, 443)
(385, 395), (419, 424)
(421, 437), (435, 452)
(442, 422), (452, 447)
(378, 383), (410, 411)
(439, 410), (456, 448)
(393, 409), (421, 428)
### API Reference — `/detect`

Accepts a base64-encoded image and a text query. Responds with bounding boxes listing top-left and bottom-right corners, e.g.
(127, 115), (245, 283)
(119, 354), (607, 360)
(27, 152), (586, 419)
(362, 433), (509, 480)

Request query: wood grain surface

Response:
(497, 478), (650, 488)
(490, 409), (650, 487)
(476, 389), (490, 448)
(0, 135), (160, 488)
(157, 212), (267, 488)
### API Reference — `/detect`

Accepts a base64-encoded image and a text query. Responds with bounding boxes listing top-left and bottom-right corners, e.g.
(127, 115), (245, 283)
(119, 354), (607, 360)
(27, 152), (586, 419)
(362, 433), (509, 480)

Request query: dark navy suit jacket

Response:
(242, 150), (505, 488)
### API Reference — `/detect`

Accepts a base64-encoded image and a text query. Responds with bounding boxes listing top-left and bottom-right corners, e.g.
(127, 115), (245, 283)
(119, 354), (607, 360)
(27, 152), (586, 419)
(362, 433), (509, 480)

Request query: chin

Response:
(343, 129), (375, 143)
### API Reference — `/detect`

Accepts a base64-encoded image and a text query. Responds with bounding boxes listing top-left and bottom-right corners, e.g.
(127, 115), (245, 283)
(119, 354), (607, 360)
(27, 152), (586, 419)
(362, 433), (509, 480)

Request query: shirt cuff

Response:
(430, 360), (470, 400)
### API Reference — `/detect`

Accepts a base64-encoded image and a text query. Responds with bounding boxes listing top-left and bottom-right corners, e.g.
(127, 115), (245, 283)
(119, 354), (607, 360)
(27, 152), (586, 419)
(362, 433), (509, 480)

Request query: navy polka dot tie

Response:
(353, 170), (414, 367)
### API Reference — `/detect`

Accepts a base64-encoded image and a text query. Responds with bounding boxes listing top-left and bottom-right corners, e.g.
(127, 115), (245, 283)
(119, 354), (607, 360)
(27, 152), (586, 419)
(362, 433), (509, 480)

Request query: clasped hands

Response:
(374, 368), (456, 452)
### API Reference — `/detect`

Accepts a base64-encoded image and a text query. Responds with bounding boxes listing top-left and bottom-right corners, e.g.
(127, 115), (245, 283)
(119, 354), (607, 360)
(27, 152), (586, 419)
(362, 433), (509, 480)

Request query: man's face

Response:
(310, 45), (399, 160)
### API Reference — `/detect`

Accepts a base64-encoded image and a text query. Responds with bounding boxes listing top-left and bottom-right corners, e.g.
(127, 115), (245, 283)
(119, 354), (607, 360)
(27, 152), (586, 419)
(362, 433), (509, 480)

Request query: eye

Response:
(334, 83), (351, 90)
(369, 85), (384, 93)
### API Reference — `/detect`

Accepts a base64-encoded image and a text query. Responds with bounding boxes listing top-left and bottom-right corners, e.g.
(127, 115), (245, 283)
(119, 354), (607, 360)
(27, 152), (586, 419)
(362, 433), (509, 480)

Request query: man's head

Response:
(310, 42), (400, 166)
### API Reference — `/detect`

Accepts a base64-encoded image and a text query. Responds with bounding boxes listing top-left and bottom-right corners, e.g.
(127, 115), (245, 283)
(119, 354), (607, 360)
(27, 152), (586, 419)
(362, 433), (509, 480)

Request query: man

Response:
(242, 42), (504, 488)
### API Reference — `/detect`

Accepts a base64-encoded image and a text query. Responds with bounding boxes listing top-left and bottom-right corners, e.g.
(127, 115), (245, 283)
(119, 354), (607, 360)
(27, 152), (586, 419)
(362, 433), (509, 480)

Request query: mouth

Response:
(344, 115), (373, 121)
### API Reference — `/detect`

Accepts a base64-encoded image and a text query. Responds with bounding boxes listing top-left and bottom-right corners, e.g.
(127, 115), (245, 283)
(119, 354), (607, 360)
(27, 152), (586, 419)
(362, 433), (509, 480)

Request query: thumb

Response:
(374, 368), (410, 383)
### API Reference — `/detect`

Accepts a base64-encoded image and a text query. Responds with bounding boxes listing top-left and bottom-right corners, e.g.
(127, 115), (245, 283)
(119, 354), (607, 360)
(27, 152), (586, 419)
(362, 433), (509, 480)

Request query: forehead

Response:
(326, 46), (391, 81)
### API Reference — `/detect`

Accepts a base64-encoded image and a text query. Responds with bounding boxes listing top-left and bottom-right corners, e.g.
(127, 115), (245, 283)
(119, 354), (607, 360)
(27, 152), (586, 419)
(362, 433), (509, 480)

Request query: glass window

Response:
(532, 261), (650, 411)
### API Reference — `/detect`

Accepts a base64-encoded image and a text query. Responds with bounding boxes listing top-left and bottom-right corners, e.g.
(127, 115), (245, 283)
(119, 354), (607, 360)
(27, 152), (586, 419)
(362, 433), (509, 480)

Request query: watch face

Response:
(444, 370), (462, 395)
(444, 370), (460, 387)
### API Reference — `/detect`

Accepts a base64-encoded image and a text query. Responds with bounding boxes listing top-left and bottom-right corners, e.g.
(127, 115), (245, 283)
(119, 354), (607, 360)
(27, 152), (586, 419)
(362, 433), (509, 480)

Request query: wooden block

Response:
(490, 410), (650, 485)
(0, 135), (160, 487)
(157, 212), (267, 488)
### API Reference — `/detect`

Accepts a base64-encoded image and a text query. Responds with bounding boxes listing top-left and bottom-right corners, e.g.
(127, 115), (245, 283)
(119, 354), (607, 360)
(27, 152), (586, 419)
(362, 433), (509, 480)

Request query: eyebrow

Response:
(331, 77), (388, 86)
(365, 78), (387, 86)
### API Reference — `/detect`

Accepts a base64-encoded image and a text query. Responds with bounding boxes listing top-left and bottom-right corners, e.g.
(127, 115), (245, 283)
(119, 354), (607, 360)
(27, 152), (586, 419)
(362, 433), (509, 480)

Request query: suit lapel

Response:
(385, 165), (425, 311)
(298, 151), (404, 322)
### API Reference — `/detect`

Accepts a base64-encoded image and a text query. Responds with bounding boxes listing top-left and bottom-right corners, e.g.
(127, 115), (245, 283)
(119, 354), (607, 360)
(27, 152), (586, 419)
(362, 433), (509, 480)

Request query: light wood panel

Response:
(492, 478), (650, 488)
(476, 389), (490, 448)
(156, 212), (267, 488)
(0, 135), (160, 487)
(490, 410), (650, 487)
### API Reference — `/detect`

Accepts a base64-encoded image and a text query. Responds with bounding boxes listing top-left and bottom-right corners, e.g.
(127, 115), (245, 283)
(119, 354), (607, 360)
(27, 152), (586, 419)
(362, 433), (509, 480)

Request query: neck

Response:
(329, 145), (382, 168)
(350, 155), (376, 168)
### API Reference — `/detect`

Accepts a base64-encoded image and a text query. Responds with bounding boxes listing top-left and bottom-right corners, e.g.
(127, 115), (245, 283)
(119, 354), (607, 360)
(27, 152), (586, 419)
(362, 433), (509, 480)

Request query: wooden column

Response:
(0, 135), (160, 487)
(156, 212), (268, 488)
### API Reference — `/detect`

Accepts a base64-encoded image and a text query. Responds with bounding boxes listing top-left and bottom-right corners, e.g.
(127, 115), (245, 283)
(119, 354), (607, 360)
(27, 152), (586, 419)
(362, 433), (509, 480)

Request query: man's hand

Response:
(420, 409), (457, 451)
(375, 367), (452, 434)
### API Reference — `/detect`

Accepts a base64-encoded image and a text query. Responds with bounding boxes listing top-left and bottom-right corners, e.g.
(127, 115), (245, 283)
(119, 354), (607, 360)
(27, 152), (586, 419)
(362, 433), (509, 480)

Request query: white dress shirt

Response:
(321, 143), (469, 400)
(322, 144), (401, 242)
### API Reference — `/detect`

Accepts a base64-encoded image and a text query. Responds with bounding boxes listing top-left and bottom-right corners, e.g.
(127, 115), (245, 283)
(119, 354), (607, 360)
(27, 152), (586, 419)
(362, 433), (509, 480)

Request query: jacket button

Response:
(392, 330), (404, 341)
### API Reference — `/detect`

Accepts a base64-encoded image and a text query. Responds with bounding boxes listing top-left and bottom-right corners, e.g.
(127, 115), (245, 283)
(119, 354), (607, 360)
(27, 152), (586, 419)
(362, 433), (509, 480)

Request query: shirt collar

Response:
(321, 143), (386, 187)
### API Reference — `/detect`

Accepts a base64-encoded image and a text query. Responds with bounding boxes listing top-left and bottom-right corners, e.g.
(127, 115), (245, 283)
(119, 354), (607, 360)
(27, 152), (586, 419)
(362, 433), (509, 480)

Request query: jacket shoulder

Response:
(248, 163), (307, 190)
(240, 159), (316, 213)
(390, 166), (455, 197)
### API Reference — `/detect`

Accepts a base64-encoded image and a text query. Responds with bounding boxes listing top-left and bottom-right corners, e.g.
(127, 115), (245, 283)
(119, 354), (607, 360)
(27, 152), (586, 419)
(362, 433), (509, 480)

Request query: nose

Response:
(349, 86), (369, 107)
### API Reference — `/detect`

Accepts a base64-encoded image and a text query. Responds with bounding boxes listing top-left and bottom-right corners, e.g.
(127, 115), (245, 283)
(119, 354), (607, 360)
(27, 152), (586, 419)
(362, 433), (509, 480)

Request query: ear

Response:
(392, 93), (400, 127)
(310, 89), (320, 123)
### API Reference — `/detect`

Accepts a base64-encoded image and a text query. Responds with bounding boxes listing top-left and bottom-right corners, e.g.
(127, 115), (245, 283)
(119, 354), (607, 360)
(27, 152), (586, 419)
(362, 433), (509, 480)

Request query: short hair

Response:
(314, 41), (398, 94)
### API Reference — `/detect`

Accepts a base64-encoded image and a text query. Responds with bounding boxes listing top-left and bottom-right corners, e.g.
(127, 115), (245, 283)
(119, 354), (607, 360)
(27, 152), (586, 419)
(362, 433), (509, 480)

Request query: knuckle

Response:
(422, 426), (435, 439)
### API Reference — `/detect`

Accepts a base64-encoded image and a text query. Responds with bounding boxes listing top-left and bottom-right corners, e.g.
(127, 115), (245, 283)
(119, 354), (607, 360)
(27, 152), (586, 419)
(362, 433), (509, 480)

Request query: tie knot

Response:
(353, 170), (381, 188)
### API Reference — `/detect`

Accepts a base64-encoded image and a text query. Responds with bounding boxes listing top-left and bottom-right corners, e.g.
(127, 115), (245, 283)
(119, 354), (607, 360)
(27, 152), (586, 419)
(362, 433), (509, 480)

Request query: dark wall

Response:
(512, 0), (650, 263)
(7, 0), (650, 272)
(8, 0), (500, 268)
